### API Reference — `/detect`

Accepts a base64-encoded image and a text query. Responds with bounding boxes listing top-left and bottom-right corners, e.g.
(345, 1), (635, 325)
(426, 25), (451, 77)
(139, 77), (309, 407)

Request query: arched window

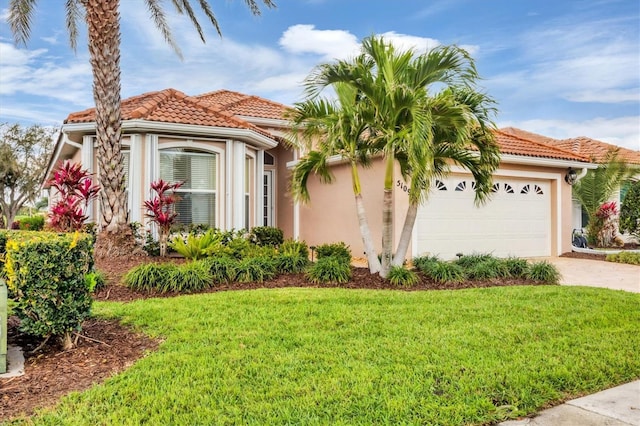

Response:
(160, 148), (218, 227)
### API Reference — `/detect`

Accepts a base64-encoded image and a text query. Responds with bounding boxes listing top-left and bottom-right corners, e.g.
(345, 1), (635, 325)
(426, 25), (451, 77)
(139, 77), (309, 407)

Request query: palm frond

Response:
(8, 0), (37, 47)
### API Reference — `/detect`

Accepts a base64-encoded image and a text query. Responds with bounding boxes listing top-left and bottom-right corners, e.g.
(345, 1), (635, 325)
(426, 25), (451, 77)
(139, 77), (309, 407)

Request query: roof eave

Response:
(62, 120), (279, 149)
(499, 154), (597, 169)
(237, 115), (290, 128)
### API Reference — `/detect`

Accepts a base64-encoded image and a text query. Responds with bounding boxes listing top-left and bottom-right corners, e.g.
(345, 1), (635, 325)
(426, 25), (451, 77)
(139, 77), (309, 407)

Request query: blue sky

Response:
(0, 0), (638, 150)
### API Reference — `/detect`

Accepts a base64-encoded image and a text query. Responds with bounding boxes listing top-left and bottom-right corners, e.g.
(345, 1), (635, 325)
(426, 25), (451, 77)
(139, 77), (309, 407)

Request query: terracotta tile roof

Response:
(501, 127), (640, 164)
(494, 130), (590, 162)
(195, 89), (289, 120)
(64, 88), (278, 141)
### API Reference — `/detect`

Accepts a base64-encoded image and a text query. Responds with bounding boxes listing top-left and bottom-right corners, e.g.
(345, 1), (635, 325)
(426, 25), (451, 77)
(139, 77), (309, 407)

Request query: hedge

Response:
(1, 230), (94, 344)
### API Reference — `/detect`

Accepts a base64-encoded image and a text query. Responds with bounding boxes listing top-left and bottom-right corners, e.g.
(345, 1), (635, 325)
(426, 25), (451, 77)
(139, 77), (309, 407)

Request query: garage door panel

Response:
(416, 176), (551, 259)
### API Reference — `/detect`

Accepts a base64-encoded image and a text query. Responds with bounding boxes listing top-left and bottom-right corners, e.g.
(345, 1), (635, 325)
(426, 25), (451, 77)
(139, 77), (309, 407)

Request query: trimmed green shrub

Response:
(466, 258), (511, 280)
(276, 254), (310, 274)
(279, 239), (309, 258)
(249, 226), (284, 247)
(316, 242), (352, 263)
(504, 257), (530, 278)
(168, 262), (213, 293)
(234, 257), (277, 283)
(3, 231), (94, 347)
(421, 261), (466, 284)
(455, 253), (494, 269)
(124, 263), (179, 293)
(306, 257), (352, 284)
(606, 252), (640, 265)
(387, 265), (419, 287)
(527, 261), (561, 284)
(18, 215), (45, 231)
(227, 236), (253, 259)
(201, 257), (238, 284)
(619, 181), (640, 239)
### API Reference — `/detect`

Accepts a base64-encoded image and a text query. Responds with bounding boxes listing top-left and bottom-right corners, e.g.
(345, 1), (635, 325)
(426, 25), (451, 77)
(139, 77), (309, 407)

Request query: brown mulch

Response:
(0, 249), (613, 420)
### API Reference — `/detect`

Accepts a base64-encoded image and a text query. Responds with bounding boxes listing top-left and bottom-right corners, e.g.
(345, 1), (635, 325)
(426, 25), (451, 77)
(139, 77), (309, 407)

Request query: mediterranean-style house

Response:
(500, 127), (640, 233)
(47, 88), (603, 260)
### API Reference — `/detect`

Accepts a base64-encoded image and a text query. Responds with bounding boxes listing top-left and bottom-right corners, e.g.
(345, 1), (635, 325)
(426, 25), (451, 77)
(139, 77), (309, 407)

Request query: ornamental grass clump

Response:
(466, 258), (511, 280)
(279, 239), (310, 258)
(454, 253), (494, 269)
(503, 257), (530, 278)
(526, 261), (561, 284)
(201, 257), (238, 284)
(316, 242), (352, 263)
(606, 252), (640, 265)
(276, 254), (309, 274)
(306, 257), (351, 284)
(234, 257), (277, 283)
(421, 261), (466, 284)
(168, 261), (213, 293)
(387, 265), (419, 287)
(124, 263), (179, 293)
(412, 255), (441, 271)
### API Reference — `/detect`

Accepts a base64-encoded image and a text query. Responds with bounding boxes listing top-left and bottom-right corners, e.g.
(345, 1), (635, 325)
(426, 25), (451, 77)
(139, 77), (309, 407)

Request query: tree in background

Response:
(7, 0), (275, 248)
(0, 123), (54, 229)
(619, 181), (640, 241)
(572, 149), (638, 246)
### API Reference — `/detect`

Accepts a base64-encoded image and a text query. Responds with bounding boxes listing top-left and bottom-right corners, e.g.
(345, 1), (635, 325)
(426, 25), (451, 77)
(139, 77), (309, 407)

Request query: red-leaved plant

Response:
(47, 160), (100, 232)
(591, 201), (620, 247)
(144, 179), (183, 256)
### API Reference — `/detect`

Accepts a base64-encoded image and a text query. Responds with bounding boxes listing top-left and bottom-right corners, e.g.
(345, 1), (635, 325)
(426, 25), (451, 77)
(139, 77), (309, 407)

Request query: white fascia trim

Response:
(286, 154), (347, 169)
(237, 116), (290, 128)
(500, 154), (597, 169)
(62, 120), (278, 149)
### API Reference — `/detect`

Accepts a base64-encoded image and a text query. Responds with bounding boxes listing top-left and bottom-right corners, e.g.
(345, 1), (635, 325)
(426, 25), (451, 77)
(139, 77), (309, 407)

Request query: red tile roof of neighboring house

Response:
(501, 127), (640, 164)
(494, 130), (590, 162)
(64, 88), (278, 141)
(195, 89), (289, 120)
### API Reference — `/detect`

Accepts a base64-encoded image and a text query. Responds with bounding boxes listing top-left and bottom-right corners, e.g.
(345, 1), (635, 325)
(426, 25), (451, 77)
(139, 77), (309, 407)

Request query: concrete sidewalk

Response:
(499, 380), (640, 425)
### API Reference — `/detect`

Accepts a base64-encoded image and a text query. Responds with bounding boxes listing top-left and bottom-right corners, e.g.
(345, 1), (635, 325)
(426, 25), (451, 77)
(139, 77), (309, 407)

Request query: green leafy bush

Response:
(316, 242), (351, 263)
(466, 258), (510, 280)
(201, 257), (238, 284)
(526, 261), (561, 284)
(620, 181), (640, 239)
(387, 265), (419, 287)
(279, 239), (309, 258)
(306, 257), (352, 284)
(455, 253), (494, 269)
(276, 254), (309, 274)
(124, 263), (179, 293)
(169, 262), (213, 293)
(227, 236), (253, 259)
(3, 231), (94, 346)
(234, 257), (277, 283)
(421, 261), (466, 284)
(606, 252), (640, 265)
(249, 226), (284, 247)
(85, 270), (106, 293)
(17, 215), (45, 231)
(169, 229), (225, 260)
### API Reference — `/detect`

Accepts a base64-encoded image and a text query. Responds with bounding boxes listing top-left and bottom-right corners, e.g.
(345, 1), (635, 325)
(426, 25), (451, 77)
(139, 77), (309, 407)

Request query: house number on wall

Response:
(396, 179), (410, 195)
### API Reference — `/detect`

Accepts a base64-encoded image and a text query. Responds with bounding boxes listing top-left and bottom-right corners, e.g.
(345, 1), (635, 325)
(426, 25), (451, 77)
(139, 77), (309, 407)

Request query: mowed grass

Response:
(9, 286), (640, 426)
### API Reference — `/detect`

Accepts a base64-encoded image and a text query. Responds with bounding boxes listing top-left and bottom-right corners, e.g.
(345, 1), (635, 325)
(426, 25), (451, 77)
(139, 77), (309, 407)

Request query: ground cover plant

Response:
(606, 251), (640, 265)
(5, 286), (639, 425)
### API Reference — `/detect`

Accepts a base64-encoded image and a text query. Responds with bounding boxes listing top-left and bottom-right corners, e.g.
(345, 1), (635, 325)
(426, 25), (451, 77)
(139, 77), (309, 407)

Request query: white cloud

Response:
(279, 24), (359, 60)
(499, 116), (640, 151)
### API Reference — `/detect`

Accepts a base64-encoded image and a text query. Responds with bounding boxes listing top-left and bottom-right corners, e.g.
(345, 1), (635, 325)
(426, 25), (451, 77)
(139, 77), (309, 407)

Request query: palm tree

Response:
(288, 82), (382, 273)
(572, 150), (638, 245)
(8, 0), (275, 236)
(304, 36), (494, 277)
(392, 88), (500, 266)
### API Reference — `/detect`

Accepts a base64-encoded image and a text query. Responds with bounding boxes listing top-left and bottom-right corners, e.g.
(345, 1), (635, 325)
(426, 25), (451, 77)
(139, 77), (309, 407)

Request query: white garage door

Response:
(415, 174), (551, 259)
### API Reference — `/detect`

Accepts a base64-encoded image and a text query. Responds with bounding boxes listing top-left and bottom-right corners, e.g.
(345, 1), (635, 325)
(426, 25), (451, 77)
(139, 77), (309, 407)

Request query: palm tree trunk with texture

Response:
(84, 0), (128, 233)
(351, 163), (381, 273)
(392, 203), (418, 267)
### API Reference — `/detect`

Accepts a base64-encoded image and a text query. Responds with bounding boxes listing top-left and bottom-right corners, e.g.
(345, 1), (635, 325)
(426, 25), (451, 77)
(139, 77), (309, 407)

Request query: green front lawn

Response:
(8, 286), (640, 425)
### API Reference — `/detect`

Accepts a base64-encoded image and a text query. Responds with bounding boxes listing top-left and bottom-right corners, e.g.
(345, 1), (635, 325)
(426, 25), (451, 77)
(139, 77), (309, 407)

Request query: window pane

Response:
(174, 193), (216, 227)
(160, 151), (216, 190)
(122, 151), (130, 187)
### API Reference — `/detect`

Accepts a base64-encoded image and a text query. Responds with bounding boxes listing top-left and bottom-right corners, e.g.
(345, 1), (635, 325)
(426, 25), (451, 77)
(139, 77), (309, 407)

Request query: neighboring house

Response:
(46, 89), (596, 260)
(501, 127), (640, 233)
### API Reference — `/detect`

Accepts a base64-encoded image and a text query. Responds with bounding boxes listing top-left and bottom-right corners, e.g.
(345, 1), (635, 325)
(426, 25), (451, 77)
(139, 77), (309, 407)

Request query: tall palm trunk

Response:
(393, 203), (418, 267)
(84, 0), (128, 233)
(380, 153), (395, 278)
(351, 162), (381, 273)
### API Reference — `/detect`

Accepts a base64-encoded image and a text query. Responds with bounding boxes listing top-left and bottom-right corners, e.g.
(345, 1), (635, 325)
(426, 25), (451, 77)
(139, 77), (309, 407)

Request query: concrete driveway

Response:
(543, 257), (639, 293)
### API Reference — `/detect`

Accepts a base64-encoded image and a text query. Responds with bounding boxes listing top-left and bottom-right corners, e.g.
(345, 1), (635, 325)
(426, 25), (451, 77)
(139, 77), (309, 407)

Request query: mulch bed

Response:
(1, 251), (610, 420)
